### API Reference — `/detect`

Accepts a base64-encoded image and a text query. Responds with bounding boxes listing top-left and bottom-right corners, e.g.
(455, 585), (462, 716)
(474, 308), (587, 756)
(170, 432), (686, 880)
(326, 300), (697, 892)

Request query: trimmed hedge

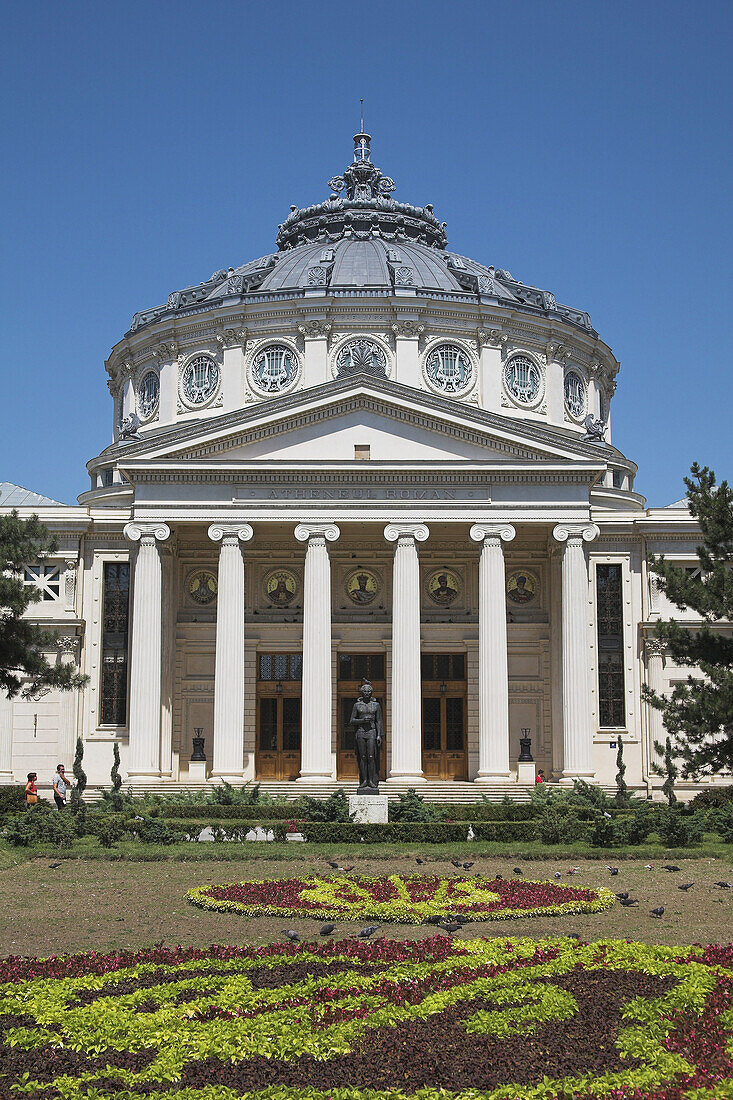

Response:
(159, 803), (299, 820)
(299, 821), (537, 843)
(0, 785), (29, 815)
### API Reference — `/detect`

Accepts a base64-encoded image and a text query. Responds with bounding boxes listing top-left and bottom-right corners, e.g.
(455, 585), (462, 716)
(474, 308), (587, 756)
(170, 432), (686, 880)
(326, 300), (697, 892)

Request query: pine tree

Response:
(614, 735), (628, 806)
(70, 736), (87, 810)
(654, 735), (678, 806)
(643, 464), (733, 778)
(0, 510), (88, 699)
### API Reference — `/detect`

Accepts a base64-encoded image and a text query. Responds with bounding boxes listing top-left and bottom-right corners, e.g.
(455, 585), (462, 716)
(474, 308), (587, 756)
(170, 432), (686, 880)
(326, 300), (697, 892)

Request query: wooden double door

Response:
(421, 653), (468, 781)
(256, 653), (301, 780)
(337, 652), (387, 781)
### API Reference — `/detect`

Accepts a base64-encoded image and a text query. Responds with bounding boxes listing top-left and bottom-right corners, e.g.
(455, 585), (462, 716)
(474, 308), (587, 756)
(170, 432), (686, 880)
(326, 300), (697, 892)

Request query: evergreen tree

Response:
(110, 742), (123, 812)
(653, 735), (678, 806)
(643, 464), (733, 778)
(614, 735), (628, 807)
(0, 511), (87, 699)
(70, 736), (87, 810)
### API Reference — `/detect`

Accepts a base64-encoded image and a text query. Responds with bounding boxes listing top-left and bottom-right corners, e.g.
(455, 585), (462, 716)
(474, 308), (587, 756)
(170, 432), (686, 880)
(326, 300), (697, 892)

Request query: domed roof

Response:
(128, 132), (595, 336)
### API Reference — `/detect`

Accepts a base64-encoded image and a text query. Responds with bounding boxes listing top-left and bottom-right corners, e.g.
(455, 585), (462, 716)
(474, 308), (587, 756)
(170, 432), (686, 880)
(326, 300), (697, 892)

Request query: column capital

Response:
(470, 523), (516, 544)
(123, 522), (171, 544)
(294, 523), (340, 543)
(645, 637), (666, 659)
(207, 523), (254, 544)
(552, 522), (599, 545)
(384, 522), (429, 544)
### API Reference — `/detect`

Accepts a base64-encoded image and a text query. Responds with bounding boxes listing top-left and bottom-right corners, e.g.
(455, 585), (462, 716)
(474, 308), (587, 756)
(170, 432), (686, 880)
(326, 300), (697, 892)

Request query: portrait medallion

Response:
(507, 569), (538, 604)
(426, 569), (461, 605)
(264, 568), (298, 606)
(345, 568), (379, 605)
(187, 569), (217, 605)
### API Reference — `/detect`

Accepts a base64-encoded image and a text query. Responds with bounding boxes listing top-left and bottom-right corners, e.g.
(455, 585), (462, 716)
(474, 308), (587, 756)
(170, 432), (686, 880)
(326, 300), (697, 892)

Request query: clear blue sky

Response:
(1, 0), (731, 506)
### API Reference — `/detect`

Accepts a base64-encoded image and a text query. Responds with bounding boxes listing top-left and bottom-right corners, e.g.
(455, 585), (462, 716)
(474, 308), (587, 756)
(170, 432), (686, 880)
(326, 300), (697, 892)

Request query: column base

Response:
(474, 773), (513, 784)
(0, 771), (13, 784)
(295, 773), (334, 783)
(558, 772), (595, 786)
(209, 773), (245, 784)
(386, 773), (427, 784)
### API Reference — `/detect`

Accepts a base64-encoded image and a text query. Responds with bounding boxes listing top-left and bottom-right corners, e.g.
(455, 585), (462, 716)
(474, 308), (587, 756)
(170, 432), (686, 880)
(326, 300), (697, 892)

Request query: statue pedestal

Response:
(517, 761), (536, 785)
(188, 760), (208, 783)
(349, 794), (388, 824)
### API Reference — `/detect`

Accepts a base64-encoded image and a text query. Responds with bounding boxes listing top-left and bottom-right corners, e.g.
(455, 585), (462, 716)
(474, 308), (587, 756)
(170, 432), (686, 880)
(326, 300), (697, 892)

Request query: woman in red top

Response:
(24, 772), (38, 807)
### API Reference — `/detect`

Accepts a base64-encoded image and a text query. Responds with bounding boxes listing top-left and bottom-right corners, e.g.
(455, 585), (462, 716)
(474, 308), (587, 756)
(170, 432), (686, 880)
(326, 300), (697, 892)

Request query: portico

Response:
(121, 505), (599, 789)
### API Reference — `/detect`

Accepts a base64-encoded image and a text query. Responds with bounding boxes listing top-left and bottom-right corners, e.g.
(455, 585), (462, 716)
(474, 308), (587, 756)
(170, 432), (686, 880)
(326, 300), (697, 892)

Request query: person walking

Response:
(24, 772), (38, 807)
(52, 764), (71, 810)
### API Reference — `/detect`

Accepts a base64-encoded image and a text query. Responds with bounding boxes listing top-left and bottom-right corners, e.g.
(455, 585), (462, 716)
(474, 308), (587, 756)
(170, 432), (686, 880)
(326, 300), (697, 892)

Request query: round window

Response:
(251, 344), (299, 394)
(425, 344), (473, 394)
(181, 356), (219, 406)
(336, 339), (387, 377)
(137, 371), (159, 419)
(564, 371), (586, 419)
(504, 356), (542, 405)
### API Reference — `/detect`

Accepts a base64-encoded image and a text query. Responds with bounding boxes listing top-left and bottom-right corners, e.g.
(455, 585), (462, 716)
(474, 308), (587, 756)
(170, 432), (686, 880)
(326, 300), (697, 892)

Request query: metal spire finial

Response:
(360, 98), (364, 133)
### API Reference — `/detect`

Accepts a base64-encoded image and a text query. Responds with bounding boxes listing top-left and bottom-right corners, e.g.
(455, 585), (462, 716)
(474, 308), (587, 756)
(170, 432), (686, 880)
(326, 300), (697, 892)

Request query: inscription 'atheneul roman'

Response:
(238, 485), (489, 500)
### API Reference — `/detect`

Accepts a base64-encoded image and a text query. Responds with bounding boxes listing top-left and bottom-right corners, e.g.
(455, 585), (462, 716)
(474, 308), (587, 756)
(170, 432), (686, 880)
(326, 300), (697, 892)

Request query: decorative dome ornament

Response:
(503, 354), (543, 406)
(180, 354), (220, 407)
(250, 343), (299, 395)
(425, 343), (473, 395)
(336, 338), (387, 377)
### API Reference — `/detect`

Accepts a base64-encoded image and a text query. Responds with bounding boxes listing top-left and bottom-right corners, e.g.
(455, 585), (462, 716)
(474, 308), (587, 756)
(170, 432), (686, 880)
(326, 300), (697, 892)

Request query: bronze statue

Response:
(349, 681), (383, 793)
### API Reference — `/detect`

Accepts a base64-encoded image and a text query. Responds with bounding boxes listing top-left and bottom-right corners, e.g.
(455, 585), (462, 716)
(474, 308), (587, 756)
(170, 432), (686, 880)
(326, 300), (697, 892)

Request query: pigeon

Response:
(607, 866), (619, 876)
(603, 812), (612, 819)
(357, 925), (380, 938)
(644, 864), (654, 870)
(319, 924), (336, 936)
(714, 881), (732, 889)
(495, 874), (503, 880)
(424, 914), (444, 925)
(416, 857), (425, 865)
(615, 891), (630, 901)
(451, 860), (463, 869)
(567, 933), (581, 940)
(620, 898), (639, 907)
(650, 906), (665, 918)
(449, 913), (469, 924)
(327, 861), (339, 869)
(663, 865), (681, 872)
(440, 922), (462, 934)
(566, 868), (580, 875)
(554, 871), (562, 879)
(48, 862), (62, 869)
(283, 930), (301, 942)
(462, 862), (474, 870)
(513, 867), (523, 876)
(678, 882), (695, 891)
(338, 865), (354, 873)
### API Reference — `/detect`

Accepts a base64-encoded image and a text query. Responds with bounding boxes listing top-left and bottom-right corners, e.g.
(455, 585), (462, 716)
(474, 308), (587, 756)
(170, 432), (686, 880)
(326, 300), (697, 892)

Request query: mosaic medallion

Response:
(345, 568), (379, 605)
(506, 569), (538, 604)
(264, 568), (298, 606)
(187, 569), (217, 605)
(426, 568), (461, 605)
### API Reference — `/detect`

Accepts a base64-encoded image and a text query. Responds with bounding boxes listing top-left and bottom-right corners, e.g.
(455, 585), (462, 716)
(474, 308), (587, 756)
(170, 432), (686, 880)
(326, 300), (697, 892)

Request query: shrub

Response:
(589, 813), (619, 848)
(129, 817), (187, 844)
(82, 813), (131, 848)
(614, 736), (629, 807)
(0, 785), (28, 816)
(70, 736), (87, 811)
(689, 786), (733, 811)
(710, 806), (733, 843)
(613, 803), (660, 846)
(537, 806), (588, 845)
(658, 807), (704, 847)
(389, 789), (440, 822)
(299, 821), (534, 843)
(209, 781), (276, 806)
(4, 805), (78, 848)
(296, 789), (353, 823)
(160, 803), (297, 820)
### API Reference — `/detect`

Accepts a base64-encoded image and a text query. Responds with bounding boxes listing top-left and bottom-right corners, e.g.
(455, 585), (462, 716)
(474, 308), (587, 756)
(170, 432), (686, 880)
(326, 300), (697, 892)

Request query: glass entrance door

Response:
(421, 653), (467, 780)
(256, 653), (302, 780)
(337, 652), (386, 781)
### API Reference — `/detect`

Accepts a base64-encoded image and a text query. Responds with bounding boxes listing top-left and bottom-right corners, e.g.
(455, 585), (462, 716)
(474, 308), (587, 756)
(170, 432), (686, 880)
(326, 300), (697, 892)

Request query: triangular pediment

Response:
(113, 375), (608, 473)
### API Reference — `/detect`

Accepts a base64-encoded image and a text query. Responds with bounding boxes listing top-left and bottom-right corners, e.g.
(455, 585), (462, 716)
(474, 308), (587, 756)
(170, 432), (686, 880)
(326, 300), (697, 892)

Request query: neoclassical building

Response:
(0, 132), (715, 798)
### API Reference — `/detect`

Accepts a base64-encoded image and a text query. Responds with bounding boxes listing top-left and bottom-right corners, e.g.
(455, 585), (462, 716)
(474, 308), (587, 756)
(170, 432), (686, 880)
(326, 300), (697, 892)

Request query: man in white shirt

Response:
(52, 764), (72, 810)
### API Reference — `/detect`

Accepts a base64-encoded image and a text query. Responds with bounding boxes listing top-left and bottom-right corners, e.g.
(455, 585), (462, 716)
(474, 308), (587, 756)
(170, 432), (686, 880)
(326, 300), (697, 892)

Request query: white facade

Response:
(1, 134), (720, 799)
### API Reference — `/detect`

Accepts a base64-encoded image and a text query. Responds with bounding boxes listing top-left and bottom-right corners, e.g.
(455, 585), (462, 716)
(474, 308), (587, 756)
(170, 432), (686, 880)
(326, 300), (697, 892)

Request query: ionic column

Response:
(552, 523), (599, 780)
(470, 523), (516, 781)
(123, 522), (171, 776)
(384, 522), (429, 782)
(208, 524), (254, 780)
(55, 635), (80, 764)
(295, 523), (340, 781)
(645, 638), (667, 752)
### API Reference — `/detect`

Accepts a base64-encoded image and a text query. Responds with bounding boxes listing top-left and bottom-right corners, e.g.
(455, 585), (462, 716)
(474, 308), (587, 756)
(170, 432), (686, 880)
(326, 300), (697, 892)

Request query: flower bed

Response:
(187, 873), (615, 923)
(2, 936), (733, 1098)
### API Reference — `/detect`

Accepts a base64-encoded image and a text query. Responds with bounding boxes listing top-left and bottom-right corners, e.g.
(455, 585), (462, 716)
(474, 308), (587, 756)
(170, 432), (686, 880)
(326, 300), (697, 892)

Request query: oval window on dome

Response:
(564, 370), (586, 420)
(425, 344), (473, 394)
(251, 344), (299, 394)
(180, 355), (219, 406)
(336, 339), (387, 377)
(504, 355), (542, 405)
(137, 370), (159, 419)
